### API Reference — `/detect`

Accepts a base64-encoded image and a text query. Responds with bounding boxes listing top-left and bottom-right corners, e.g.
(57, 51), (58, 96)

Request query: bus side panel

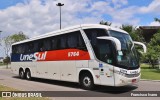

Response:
(33, 62), (48, 79)
(45, 61), (60, 80)
(31, 61), (61, 80)
(11, 62), (37, 77)
(60, 61), (77, 82)
(11, 62), (20, 75)
(32, 61), (77, 82)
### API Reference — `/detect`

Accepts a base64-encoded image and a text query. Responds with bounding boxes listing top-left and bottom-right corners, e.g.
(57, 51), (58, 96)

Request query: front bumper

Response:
(114, 73), (141, 86)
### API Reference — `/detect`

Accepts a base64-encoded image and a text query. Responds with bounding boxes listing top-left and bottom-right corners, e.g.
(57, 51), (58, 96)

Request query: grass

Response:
(0, 84), (50, 100)
(0, 63), (6, 66)
(141, 63), (160, 80)
(0, 84), (18, 91)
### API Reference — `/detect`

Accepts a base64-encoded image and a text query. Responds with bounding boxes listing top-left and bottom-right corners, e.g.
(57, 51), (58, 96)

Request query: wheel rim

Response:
(83, 76), (91, 87)
(26, 71), (30, 79)
(20, 71), (24, 78)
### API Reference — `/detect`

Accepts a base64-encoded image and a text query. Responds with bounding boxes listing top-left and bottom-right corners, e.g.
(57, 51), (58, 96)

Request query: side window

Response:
(51, 37), (58, 50)
(12, 45), (17, 54)
(51, 31), (87, 51)
(59, 35), (67, 49)
(17, 45), (21, 54)
(67, 33), (78, 48)
(37, 38), (51, 52)
(28, 42), (34, 53)
(84, 28), (108, 46)
(33, 41), (39, 52)
(15, 44), (25, 54)
(84, 29), (114, 64)
(67, 31), (87, 51)
(97, 40), (113, 64)
(77, 32), (87, 51)
(43, 38), (51, 51)
(20, 44), (25, 54)
(24, 43), (29, 53)
(38, 40), (44, 52)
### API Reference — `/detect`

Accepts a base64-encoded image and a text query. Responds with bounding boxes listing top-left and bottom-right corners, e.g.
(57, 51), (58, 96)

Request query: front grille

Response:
(125, 73), (140, 78)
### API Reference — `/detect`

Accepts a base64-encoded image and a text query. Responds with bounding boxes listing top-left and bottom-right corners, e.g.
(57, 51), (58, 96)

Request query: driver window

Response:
(97, 40), (113, 64)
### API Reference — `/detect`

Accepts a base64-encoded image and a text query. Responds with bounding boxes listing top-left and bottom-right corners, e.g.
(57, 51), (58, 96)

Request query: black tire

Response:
(25, 70), (31, 80)
(19, 69), (25, 79)
(80, 73), (94, 90)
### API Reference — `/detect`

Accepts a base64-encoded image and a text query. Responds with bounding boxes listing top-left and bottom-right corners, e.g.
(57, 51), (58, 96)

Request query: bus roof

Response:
(12, 24), (128, 46)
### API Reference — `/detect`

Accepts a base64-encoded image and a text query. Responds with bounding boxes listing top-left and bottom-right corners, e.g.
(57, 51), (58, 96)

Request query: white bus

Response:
(11, 24), (146, 89)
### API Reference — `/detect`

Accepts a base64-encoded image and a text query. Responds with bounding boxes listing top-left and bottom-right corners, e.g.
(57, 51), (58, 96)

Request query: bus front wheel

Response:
(80, 73), (94, 90)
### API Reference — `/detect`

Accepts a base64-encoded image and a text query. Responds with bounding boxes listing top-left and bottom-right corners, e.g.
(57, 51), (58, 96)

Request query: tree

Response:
(144, 30), (160, 68)
(120, 24), (142, 42)
(10, 32), (29, 43)
(154, 17), (160, 23)
(3, 32), (29, 57)
(3, 57), (10, 65)
(3, 36), (13, 57)
(3, 32), (28, 68)
(0, 31), (2, 46)
(100, 20), (112, 26)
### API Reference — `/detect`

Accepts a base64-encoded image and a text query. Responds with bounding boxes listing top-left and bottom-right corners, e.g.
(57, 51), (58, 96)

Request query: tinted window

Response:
(28, 42), (34, 53)
(96, 40), (113, 64)
(43, 39), (51, 51)
(84, 29), (114, 64)
(12, 45), (17, 54)
(60, 35), (67, 49)
(67, 31), (87, 51)
(67, 33), (78, 48)
(84, 29), (108, 46)
(51, 37), (58, 50)
(12, 31), (87, 54)
(38, 40), (43, 52)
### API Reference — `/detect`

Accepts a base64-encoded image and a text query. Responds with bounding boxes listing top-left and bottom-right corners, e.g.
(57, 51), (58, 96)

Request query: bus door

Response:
(91, 39), (115, 86)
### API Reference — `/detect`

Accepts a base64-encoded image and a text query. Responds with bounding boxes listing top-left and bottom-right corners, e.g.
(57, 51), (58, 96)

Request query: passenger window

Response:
(84, 29), (108, 46)
(43, 39), (51, 51)
(24, 44), (29, 53)
(20, 44), (25, 54)
(12, 45), (17, 54)
(67, 33), (78, 48)
(28, 42), (34, 53)
(60, 35), (67, 49)
(67, 31), (87, 51)
(33, 41), (39, 52)
(38, 40), (44, 52)
(38, 38), (51, 51)
(51, 37), (58, 50)
(77, 32), (87, 51)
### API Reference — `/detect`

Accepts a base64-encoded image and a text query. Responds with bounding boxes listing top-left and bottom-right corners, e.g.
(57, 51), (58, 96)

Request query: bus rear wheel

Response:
(19, 69), (25, 79)
(25, 70), (31, 80)
(80, 73), (94, 90)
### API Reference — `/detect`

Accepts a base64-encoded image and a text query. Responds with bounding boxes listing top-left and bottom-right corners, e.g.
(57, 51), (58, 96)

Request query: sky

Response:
(0, 0), (160, 57)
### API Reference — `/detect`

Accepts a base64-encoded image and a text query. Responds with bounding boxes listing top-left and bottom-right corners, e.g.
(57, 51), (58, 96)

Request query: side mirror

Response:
(133, 41), (147, 53)
(97, 36), (121, 51)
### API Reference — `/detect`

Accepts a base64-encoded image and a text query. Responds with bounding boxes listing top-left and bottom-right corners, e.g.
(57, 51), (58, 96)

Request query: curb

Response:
(140, 79), (160, 82)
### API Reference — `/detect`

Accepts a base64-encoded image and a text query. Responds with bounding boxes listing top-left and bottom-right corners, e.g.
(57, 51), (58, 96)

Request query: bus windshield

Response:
(109, 30), (139, 69)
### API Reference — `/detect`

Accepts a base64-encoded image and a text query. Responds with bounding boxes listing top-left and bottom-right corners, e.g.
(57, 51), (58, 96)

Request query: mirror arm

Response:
(133, 41), (147, 53)
(97, 37), (121, 51)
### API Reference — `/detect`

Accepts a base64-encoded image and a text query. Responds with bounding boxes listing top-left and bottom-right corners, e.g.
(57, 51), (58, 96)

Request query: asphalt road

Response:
(0, 68), (160, 100)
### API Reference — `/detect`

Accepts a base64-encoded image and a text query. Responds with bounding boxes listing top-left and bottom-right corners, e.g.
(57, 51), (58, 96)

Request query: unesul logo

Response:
(20, 52), (47, 61)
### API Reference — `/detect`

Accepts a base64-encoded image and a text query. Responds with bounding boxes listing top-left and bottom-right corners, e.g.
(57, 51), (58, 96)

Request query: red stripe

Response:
(37, 49), (90, 61)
